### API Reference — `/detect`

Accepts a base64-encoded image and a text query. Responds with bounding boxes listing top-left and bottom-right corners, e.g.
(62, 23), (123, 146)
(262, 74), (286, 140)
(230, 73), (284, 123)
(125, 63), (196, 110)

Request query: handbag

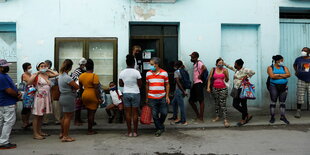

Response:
(140, 105), (152, 125)
(230, 87), (240, 98)
(239, 79), (256, 100)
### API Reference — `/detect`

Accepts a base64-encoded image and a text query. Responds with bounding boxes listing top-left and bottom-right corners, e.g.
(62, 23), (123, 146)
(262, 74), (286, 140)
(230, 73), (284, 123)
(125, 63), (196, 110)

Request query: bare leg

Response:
(132, 107), (139, 136)
(125, 107), (132, 135)
(189, 101), (199, 118)
(199, 100), (205, 121)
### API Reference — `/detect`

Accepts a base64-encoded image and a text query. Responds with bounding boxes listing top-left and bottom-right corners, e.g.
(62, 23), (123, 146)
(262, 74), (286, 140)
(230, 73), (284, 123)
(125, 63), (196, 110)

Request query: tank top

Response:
(213, 70), (226, 89)
(270, 66), (288, 85)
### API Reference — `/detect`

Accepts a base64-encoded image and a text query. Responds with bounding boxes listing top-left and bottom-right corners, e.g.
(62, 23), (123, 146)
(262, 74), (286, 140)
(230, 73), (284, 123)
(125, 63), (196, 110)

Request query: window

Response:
(55, 38), (118, 89)
(0, 23), (17, 83)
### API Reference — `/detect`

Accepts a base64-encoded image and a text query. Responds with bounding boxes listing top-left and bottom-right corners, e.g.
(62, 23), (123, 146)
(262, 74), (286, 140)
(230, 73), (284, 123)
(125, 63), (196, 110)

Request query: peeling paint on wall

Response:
(134, 6), (156, 20)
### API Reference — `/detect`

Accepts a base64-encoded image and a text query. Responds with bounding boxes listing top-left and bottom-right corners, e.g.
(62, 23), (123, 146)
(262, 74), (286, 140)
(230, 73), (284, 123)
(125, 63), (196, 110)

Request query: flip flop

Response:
(33, 136), (45, 140)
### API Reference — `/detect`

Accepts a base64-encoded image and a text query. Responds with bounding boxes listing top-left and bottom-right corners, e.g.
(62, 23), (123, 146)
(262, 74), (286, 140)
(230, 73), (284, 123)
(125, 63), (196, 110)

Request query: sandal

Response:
(245, 115), (253, 123)
(224, 120), (230, 128)
(33, 136), (45, 140)
(40, 133), (50, 137)
(87, 131), (98, 135)
(212, 117), (220, 122)
(59, 134), (63, 139)
(133, 132), (138, 137)
(61, 137), (75, 142)
(125, 132), (133, 137)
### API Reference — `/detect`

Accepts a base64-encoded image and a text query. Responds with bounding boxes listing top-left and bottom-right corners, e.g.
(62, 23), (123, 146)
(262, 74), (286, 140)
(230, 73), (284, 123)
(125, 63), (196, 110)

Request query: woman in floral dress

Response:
(28, 61), (58, 140)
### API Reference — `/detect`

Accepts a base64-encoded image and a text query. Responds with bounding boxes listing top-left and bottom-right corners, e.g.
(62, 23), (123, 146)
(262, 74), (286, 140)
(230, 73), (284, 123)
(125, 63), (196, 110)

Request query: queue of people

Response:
(0, 46), (309, 149)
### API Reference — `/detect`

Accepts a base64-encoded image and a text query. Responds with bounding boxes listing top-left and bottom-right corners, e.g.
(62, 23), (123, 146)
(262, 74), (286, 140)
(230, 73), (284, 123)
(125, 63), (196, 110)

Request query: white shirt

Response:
(119, 68), (142, 94)
(110, 90), (122, 106)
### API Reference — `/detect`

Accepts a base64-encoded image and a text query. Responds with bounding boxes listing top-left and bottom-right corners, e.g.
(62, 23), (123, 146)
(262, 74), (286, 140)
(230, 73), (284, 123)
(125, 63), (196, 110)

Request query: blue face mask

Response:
(150, 65), (156, 71)
(110, 87), (116, 91)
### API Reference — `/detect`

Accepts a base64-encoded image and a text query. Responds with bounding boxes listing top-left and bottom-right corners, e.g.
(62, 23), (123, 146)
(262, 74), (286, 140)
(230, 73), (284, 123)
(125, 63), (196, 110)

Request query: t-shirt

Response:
(110, 90), (122, 105)
(193, 61), (204, 84)
(0, 73), (18, 106)
(58, 72), (75, 94)
(119, 68), (142, 94)
(174, 70), (181, 90)
(146, 69), (169, 99)
(294, 57), (310, 82)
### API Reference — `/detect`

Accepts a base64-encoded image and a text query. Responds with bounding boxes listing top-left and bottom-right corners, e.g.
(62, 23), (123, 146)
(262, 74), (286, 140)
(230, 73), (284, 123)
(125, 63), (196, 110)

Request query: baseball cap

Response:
(79, 58), (87, 65)
(189, 51), (199, 58)
(0, 59), (12, 67)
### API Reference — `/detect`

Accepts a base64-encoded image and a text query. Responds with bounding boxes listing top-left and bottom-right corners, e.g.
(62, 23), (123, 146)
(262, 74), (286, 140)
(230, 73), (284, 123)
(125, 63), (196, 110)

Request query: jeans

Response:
(0, 104), (16, 145)
(123, 93), (140, 108)
(149, 97), (168, 130)
(171, 89), (186, 122)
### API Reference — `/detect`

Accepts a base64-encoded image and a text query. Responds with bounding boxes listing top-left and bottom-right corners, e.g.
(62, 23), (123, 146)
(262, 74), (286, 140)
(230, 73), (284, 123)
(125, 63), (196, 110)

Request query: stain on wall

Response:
(134, 6), (156, 20)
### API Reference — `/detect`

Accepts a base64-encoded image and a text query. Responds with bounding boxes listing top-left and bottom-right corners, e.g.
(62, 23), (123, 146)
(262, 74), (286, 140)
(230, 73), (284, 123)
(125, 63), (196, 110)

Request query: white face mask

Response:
(301, 51), (308, 57)
(278, 62), (284, 66)
(27, 69), (32, 74)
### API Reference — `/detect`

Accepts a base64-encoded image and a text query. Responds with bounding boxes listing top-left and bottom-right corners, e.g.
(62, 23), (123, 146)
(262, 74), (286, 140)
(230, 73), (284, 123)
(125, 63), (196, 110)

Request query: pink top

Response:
(193, 61), (204, 84)
(213, 71), (226, 89)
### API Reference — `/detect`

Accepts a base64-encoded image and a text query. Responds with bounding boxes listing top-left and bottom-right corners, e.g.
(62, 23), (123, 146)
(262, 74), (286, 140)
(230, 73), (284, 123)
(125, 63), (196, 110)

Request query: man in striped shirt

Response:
(146, 57), (170, 137)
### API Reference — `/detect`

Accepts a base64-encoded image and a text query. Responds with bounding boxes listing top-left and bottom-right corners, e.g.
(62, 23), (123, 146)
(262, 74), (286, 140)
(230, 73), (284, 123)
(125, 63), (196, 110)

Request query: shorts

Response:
(189, 83), (204, 102)
(59, 94), (75, 113)
(123, 93), (140, 108)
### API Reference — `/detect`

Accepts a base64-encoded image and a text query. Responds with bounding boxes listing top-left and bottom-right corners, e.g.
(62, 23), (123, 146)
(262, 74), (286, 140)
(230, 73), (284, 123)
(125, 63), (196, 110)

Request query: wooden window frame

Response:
(54, 37), (118, 85)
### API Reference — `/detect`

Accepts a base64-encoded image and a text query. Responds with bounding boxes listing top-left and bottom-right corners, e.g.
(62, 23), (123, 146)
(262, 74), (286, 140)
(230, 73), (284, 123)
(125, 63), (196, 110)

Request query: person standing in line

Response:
(21, 62), (34, 129)
(188, 52), (207, 122)
(43, 60), (61, 125)
(71, 58), (87, 126)
(224, 59), (255, 126)
(28, 61), (58, 140)
(146, 57), (170, 137)
(58, 59), (79, 142)
(207, 58), (230, 127)
(267, 55), (290, 124)
(294, 47), (310, 118)
(79, 59), (101, 135)
(169, 60), (188, 125)
(0, 59), (21, 149)
(119, 54), (142, 137)
(131, 45), (142, 71)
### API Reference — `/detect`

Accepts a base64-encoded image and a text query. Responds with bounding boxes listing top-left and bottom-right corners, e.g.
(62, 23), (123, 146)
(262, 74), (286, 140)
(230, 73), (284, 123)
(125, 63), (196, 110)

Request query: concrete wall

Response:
(0, 0), (310, 110)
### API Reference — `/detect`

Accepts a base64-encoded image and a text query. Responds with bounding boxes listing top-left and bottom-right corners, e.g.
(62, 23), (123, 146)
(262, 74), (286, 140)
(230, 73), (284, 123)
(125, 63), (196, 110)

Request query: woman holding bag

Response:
(267, 55), (290, 124)
(207, 58), (230, 127)
(224, 59), (255, 126)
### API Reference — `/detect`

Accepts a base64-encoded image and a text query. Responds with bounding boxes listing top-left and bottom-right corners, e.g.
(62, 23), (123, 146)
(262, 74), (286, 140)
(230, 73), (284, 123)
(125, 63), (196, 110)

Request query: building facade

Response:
(0, 0), (309, 110)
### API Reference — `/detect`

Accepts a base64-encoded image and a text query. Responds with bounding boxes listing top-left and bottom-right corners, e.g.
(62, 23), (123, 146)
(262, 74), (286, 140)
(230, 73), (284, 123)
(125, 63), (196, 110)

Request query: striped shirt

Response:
(146, 69), (169, 99)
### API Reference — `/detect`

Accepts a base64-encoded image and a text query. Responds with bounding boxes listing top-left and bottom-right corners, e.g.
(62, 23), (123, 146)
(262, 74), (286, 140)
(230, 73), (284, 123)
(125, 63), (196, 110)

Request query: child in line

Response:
(106, 82), (124, 123)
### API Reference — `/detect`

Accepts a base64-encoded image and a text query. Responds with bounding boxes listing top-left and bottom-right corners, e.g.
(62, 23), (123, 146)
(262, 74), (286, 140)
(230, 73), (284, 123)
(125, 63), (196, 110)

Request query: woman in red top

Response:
(207, 58), (230, 127)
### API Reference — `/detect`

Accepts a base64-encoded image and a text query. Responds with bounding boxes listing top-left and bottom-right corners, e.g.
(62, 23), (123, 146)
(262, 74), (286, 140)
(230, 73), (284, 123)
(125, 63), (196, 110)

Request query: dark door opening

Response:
(129, 23), (179, 103)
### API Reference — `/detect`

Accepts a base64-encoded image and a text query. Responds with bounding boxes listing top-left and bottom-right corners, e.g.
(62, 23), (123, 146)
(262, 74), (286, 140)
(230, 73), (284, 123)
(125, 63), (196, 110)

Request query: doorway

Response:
(129, 23), (179, 103)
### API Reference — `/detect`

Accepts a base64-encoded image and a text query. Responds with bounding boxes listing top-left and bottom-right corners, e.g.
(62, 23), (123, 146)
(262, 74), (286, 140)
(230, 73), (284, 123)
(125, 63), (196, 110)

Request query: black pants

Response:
(233, 97), (248, 120)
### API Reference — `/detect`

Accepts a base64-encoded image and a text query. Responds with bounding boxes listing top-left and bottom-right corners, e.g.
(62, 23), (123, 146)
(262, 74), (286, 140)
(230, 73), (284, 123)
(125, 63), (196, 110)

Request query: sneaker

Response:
(269, 117), (275, 124)
(168, 116), (177, 121)
(175, 120), (188, 125)
(154, 130), (162, 137)
(0, 143), (17, 150)
(295, 110), (301, 119)
(280, 116), (290, 125)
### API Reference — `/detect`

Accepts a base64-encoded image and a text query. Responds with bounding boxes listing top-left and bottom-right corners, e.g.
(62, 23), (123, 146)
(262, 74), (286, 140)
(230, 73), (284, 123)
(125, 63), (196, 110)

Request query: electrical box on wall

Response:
(135, 0), (176, 3)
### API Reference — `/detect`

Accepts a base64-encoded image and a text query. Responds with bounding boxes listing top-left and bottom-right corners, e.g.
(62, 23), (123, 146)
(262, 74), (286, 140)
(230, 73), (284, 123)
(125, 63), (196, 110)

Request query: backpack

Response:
(178, 68), (191, 89)
(196, 60), (209, 87)
(266, 65), (284, 90)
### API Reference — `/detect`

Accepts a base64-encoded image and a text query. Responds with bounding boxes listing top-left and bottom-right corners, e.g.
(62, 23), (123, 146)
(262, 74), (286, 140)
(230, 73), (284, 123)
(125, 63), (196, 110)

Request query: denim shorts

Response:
(123, 93), (140, 108)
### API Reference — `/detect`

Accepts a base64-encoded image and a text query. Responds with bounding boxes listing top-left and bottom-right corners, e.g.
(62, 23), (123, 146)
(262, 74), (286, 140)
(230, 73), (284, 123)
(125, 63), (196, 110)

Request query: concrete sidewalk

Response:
(12, 108), (310, 132)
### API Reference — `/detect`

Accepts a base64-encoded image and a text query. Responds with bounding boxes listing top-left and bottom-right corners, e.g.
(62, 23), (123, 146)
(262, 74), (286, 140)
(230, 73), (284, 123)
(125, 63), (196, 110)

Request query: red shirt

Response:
(146, 69), (169, 99)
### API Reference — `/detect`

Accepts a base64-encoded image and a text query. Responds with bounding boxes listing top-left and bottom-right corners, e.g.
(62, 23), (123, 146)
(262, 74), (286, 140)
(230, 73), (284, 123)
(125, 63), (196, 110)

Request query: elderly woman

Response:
(28, 61), (58, 140)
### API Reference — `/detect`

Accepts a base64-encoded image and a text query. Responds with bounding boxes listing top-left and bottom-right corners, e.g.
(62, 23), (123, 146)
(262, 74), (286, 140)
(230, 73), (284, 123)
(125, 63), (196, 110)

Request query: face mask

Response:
(278, 62), (284, 66)
(150, 65), (156, 71)
(174, 67), (178, 70)
(301, 51), (308, 57)
(27, 69), (32, 74)
(234, 66), (238, 70)
(2, 66), (9, 73)
(40, 69), (47, 73)
(190, 59), (195, 63)
(110, 87), (116, 91)
(217, 65), (224, 68)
